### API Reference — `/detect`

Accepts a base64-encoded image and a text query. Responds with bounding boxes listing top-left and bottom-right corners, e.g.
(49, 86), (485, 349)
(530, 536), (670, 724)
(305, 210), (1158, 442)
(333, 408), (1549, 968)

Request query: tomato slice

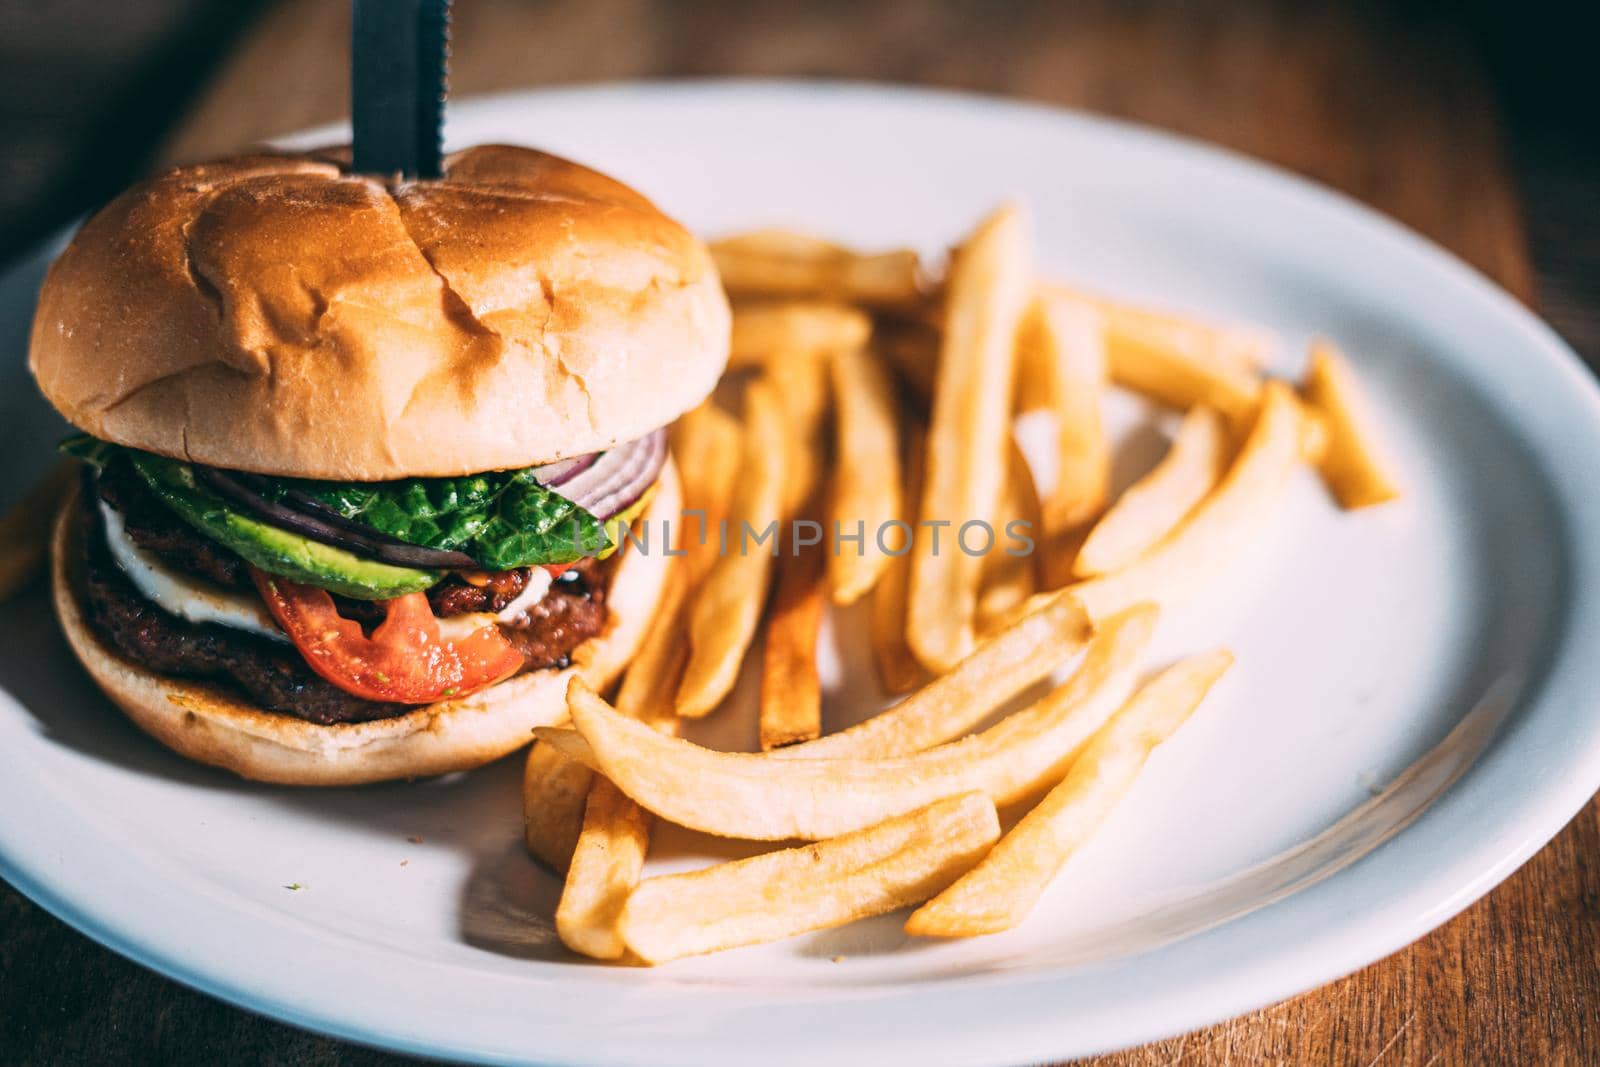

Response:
(250, 568), (525, 704)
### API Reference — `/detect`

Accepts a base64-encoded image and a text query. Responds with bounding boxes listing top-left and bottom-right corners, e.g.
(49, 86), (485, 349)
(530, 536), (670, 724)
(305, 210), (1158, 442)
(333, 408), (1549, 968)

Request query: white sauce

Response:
(99, 500), (290, 643)
(494, 567), (553, 624)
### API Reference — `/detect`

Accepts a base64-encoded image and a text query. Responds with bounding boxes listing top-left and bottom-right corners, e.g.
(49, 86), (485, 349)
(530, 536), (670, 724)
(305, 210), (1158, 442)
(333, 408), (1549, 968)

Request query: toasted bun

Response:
(29, 146), (729, 479)
(50, 461), (678, 786)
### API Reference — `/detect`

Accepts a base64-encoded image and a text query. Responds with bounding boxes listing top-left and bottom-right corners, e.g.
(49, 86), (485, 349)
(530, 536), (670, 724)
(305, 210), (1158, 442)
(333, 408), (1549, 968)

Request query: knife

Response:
(350, 0), (451, 179)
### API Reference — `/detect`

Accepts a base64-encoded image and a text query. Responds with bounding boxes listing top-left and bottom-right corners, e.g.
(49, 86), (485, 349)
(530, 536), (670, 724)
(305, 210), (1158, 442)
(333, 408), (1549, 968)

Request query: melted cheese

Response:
(100, 500), (289, 643)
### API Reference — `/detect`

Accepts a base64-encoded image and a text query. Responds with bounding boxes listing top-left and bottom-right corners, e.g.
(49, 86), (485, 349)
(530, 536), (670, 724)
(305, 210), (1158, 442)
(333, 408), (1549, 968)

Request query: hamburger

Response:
(30, 144), (728, 785)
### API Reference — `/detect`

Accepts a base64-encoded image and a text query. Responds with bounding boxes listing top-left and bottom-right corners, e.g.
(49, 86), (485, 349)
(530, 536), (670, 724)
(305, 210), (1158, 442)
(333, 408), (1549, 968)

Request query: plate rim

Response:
(4, 77), (1600, 1065)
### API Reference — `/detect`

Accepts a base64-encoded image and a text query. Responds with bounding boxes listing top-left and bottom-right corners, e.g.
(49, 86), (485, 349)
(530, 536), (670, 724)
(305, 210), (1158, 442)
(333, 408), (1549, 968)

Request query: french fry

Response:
(619, 793), (1000, 964)
(907, 650), (1232, 936)
(1301, 340), (1401, 508)
(975, 438), (1041, 635)
(1038, 287), (1264, 422)
(1294, 398), (1331, 466)
(753, 348), (832, 746)
(1070, 382), (1302, 623)
(522, 740), (595, 875)
(556, 561), (687, 958)
(541, 607), (1150, 841)
(922, 284), (1272, 407)
(870, 429), (925, 695)
(614, 567), (692, 728)
(556, 776), (655, 959)
(1083, 291), (1271, 378)
(557, 557), (689, 958)
(669, 401), (742, 584)
(909, 204), (1033, 672)
(0, 459), (76, 603)
(760, 545), (826, 749)
(1074, 405), (1228, 577)
(829, 346), (903, 605)
(729, 301), (872, 368)
(1021, 294), (1111, 535)
(629, 401), (738, 723)
(766, 349), (832, 518)
(793, 588), (1088, 759)
(676, 380), (788, 717)
(711, 230), (924, 307)
(530, 471), (699, 879)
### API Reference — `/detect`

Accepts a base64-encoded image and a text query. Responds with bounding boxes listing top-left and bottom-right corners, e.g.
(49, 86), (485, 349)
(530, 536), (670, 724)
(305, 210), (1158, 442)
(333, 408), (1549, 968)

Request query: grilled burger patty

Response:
(78, 468), (615, 725)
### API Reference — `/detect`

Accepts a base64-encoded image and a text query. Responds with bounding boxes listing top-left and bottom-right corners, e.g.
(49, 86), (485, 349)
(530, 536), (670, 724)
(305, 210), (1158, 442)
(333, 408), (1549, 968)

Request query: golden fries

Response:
(1071, 382), (1303, 623)
(1302, 340), (1401, 508)
(711, 230), (924, 307)
(907, 650), (1232, 936)
(768, 352), (833, 518)
(870, 429), (925, 695)
(621, 401), (738, 727)
(1074, 405), (1228, 577)
(909, 204), (1033, 672)
(677, 380), (788, 717)
(619, 793), (999, 964)
(531, 470), (700, 883)
(554, 562), (695, 956)
(556, 556), (688, 958)
(753, 348), (833, 746)
(1039, 286), (1264, 421)
(513, 210), (1403, 965)
(555, 776), (655, 959)
(614, 567), (692, 727)
(870, 530), (921, 695)
(729, 301), (872, 368)
(1294, 398), (1332, 466)
(522, 740), (595, 875)
(557, 571), (685, 959)
(1021, 294), (1111, 534)
(1085, 291), (1271, 377)
(0, 460), (76, 603)
(828, 347), (903, 605)
(789, 589), (1089, 759)
(760, 545), (826, 749)
(975, 438), (1041, 634)
(670, 400), (742, 584)
(542, 607), (1150, 841)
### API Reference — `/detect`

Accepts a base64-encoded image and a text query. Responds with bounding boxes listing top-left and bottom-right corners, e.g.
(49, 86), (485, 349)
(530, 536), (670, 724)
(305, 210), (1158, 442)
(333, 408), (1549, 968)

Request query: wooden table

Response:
(5, 1), (1597, 1062)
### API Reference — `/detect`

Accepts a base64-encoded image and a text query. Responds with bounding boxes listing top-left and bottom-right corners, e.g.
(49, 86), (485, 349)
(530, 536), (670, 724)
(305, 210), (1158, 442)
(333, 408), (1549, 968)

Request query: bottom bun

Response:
(51, 459), (678, 786)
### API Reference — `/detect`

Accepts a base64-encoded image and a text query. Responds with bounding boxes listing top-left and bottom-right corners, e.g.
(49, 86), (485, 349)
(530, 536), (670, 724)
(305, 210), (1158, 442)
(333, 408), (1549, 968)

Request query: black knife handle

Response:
(351, 0), (450, 180)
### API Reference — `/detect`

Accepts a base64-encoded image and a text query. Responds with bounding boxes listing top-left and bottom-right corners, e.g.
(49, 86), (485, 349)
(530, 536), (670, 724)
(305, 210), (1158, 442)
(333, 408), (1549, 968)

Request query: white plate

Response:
(3, 82), (1599, 1066)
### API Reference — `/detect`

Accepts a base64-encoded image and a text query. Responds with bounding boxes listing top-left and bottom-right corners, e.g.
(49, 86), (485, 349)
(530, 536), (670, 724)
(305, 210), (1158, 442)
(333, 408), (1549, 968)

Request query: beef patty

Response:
(78, 468), (615, 725)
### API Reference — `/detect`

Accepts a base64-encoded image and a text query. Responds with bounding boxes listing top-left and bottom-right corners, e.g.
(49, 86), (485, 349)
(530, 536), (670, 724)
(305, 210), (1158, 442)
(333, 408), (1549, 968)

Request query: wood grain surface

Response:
(6, 1), (1597, 1063)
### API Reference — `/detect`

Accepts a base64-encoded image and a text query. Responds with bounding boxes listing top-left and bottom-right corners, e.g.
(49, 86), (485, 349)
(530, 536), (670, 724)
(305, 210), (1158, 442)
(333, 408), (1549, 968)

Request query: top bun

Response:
(29, 145), (729, 479)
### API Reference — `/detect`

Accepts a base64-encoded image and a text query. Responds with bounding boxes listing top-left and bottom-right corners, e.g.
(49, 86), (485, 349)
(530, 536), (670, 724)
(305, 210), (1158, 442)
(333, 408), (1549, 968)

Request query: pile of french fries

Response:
(521, 204), (1402, 964)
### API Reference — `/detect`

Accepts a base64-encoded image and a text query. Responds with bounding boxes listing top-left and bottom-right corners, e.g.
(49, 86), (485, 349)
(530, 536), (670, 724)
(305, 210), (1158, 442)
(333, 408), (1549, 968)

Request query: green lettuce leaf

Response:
(274, 468), (610, 568)
(62, 436), (611, 571)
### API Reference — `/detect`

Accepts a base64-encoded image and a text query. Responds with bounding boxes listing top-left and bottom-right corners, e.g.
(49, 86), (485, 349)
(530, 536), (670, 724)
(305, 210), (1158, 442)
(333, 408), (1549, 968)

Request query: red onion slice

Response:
(531, 451), (599, 488)
(546, 429), (668, 519)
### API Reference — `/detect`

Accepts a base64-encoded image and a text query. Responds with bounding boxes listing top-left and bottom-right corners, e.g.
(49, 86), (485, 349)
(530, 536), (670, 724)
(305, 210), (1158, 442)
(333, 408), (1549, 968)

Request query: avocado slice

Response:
(127, 452), (442, 600)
